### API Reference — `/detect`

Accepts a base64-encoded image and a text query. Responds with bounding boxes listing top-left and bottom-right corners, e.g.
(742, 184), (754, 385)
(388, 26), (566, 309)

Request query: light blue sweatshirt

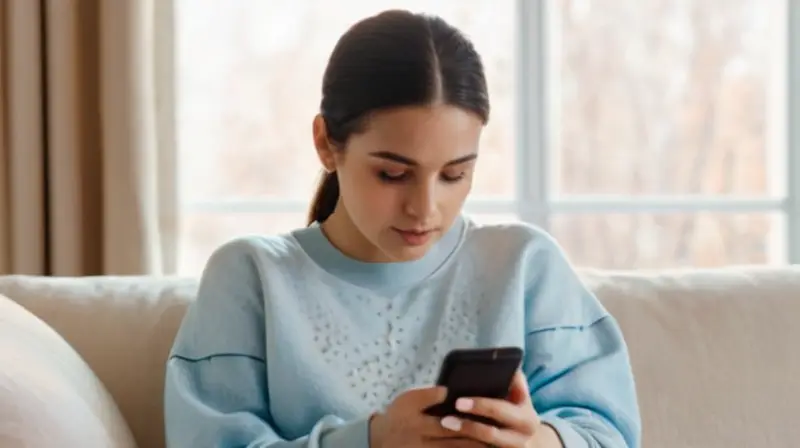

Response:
(164, 215), (641, 447)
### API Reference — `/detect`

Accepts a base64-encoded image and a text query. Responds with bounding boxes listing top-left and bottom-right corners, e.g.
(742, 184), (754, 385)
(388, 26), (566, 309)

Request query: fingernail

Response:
(455, 398), (473, 411)
(441, 416), (462, 431)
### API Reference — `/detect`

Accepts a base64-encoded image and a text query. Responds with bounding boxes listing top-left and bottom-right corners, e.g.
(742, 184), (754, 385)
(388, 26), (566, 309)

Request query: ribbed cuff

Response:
(540, 416), (588, 448)
(318, 416), (371, 448)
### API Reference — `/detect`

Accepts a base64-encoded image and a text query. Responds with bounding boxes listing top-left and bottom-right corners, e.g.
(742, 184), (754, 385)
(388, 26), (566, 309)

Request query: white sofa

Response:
(1, 267), (799, 448)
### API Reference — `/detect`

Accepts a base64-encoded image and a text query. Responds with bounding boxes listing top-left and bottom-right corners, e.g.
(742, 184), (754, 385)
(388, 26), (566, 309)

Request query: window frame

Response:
(788, 0), (800, 263)
(179, 0), (800, 265)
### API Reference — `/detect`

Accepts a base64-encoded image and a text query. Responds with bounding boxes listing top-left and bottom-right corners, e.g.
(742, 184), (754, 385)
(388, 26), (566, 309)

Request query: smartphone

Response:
(423, 346), (524, 426)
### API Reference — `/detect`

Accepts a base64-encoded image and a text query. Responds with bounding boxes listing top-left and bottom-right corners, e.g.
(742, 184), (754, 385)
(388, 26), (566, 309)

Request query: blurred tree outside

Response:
(552, 0), (783, 268)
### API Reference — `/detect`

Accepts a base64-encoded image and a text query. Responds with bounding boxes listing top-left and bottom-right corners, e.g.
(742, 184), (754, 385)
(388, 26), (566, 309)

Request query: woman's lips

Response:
(392, 227), (435, 246)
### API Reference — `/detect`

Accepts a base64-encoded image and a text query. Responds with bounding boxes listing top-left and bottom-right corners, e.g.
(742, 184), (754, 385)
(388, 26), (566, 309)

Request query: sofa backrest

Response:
(582, 267), (800, 447)
(1, 266), (799, 448)
(0, 275), (195, 448)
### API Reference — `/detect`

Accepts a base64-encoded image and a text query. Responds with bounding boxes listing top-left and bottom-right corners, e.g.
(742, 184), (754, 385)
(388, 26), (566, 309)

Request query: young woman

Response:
(164, 9), (641, 448)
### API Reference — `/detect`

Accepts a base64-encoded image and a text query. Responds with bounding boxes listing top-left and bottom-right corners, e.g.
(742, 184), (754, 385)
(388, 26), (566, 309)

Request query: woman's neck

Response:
(320, 204), (393, 263)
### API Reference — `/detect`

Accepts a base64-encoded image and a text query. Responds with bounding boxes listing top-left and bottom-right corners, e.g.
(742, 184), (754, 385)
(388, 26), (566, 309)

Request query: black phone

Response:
(423, 346), (523, 426)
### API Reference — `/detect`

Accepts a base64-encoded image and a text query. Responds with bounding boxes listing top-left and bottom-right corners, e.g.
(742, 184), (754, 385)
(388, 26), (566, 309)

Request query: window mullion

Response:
(548, 196), (785, 213)
(788, 0), (800, 264)
(516, 0), (552, 230)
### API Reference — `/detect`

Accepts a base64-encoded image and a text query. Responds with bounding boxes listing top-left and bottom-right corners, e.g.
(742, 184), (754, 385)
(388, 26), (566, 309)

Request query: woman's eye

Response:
(378, 170), (465, 183)
(441, 172), (465, 183)
(378, 170), (407, 182)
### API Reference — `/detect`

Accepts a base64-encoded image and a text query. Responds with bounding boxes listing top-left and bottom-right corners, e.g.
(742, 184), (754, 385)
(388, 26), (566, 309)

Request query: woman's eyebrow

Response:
(368, 151), (478, 166)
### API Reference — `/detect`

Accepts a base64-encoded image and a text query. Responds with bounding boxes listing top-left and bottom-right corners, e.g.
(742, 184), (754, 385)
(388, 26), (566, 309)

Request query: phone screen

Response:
(446, 360), (515, 398)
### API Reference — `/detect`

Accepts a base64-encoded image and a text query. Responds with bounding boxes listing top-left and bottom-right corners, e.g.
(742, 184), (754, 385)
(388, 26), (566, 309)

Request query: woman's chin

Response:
(379, 234), (438, 262)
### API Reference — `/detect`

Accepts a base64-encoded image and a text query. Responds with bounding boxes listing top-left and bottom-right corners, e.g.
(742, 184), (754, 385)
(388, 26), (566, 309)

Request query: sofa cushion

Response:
(0, 275), (197, 448)
(0, 293), (137, 448)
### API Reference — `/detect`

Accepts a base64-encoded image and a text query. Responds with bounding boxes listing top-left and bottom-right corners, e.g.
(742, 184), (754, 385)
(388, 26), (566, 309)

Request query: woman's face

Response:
(315, 104), (484, 262)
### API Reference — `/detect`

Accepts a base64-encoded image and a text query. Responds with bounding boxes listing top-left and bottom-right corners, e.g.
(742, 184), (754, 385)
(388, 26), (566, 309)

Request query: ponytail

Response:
(307, 170), (340, 225)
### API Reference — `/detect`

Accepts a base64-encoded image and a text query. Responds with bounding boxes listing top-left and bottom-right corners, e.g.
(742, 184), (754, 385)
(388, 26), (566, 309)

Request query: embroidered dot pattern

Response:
(298, 280), (482, 411)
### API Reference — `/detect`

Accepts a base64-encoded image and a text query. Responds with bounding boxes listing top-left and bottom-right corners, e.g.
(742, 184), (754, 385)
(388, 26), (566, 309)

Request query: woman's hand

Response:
(436, 371), (564, 448)
(370, 386), (486, 448)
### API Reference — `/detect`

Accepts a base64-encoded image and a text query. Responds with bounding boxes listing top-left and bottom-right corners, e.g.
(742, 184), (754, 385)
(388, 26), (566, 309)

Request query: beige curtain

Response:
(0, 0), (177, 276)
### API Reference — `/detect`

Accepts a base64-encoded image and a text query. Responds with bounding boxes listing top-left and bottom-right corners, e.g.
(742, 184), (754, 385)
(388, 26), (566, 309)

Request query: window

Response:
(175, 0), (798, 275)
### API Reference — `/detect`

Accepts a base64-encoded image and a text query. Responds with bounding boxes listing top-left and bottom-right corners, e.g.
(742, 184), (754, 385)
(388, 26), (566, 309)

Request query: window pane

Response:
(550, 212), (786, 269)
(178, 212), (307, 275)
(176, 0), (517, 203)
(553, 0), (786, 196)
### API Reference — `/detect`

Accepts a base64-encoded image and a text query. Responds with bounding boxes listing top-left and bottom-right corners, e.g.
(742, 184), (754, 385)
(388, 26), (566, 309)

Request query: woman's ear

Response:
(313, 115), (337, 173)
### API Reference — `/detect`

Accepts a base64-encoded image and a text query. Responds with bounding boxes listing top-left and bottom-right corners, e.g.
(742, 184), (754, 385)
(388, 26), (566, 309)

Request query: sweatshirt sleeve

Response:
(163, 239), (371, 448)
(522, 232), (642, 448)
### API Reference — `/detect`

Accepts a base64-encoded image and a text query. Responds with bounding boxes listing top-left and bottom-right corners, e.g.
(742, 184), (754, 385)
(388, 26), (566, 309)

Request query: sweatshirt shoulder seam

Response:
(526, 314), (609, 336)
(168, 353), (266, 364)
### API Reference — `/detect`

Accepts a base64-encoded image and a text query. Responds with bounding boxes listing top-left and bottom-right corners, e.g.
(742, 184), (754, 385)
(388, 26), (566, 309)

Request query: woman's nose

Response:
(403, 183), (437, 220)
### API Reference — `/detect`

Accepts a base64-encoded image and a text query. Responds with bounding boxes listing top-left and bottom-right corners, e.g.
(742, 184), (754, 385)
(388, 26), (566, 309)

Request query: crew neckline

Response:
(291, 216), (466, 295)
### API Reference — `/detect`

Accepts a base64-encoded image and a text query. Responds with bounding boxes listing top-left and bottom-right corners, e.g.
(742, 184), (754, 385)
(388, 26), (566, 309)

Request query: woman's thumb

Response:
(506, 370), (532, 405)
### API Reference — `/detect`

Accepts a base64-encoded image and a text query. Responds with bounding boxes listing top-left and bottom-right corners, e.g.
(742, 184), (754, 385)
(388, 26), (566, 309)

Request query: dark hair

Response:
(307, 9), (490, 225)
